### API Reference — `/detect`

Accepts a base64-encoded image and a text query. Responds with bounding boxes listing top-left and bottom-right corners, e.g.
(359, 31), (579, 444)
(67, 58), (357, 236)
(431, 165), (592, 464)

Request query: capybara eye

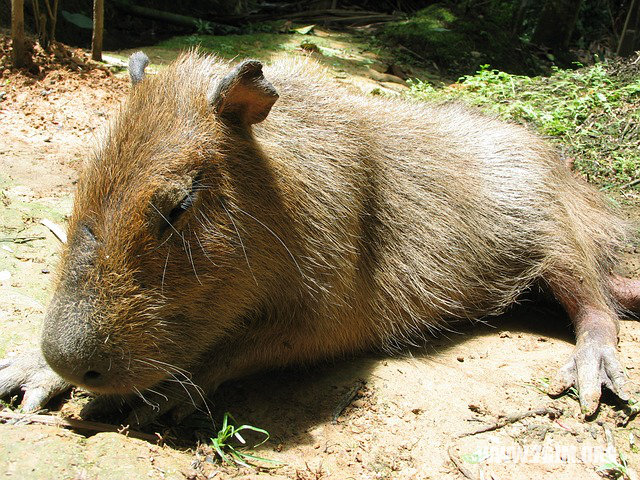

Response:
(160, 172), (204, 233)
(167, 193), (195, 225)
(83, 225), (96, 241)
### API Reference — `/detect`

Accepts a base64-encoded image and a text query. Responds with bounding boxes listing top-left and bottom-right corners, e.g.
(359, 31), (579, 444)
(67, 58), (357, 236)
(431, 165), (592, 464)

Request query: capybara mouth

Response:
(77, 365), (169, 395)
(43, 352), (169, 396)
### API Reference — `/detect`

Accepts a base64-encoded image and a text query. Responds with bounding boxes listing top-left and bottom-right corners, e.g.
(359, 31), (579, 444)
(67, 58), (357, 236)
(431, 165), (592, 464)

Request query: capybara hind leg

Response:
(610, 275), (640, 313)
(547, 282), (629, 416)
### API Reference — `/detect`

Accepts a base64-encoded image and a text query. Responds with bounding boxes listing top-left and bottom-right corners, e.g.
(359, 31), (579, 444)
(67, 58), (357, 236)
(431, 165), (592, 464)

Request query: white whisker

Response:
(220, 199), (258, 286)
(237, 207), (305, 279)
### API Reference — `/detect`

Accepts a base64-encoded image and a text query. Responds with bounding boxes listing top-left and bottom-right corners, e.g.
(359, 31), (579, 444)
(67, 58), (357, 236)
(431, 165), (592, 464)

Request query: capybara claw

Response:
(80, 394), (129, 420)
(549, 342), (630, 417)
(81, 384), (205, 427)
(0, 350), (71, 411)
(125, 398), (176, 427)
(125, 391), (201, 427)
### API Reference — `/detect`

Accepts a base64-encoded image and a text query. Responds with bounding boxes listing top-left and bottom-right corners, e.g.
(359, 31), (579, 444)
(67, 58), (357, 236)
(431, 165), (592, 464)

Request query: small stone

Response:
(457, 356), (464, 362)
(41, 268), (50, 274)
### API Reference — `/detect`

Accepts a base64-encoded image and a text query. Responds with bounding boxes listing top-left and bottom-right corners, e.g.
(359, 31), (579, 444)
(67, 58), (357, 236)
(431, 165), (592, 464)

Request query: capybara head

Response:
(41, 53), (281, 393)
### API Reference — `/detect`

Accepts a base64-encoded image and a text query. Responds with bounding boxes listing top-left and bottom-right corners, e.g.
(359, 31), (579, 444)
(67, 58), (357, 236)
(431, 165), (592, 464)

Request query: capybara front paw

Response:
(0, 350), (71, 411)
(81, 382), (207, 427)
(548, 342), (630, 416)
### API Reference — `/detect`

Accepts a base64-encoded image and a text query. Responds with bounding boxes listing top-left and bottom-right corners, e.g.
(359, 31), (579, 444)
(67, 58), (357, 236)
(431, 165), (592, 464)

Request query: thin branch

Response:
(458, 407), (562, 438)
(0, 235), (45, 243)
(448, 446), (477, 480)
(0, 410), (161, 444)
(332, 380), (365, 424)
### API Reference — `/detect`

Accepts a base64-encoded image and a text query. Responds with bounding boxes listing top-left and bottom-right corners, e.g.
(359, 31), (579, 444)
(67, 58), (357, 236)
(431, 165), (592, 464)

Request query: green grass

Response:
(210, 412), (281, 469)
(158, 32), (294, 60)
(156, 31), (360, 62)
(408, 62), (640, 191)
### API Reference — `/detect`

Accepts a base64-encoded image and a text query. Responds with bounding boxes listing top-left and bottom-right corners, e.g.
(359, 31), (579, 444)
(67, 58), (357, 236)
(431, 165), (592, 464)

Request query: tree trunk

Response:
(26, 0), (59, 50)
(46, 0), (60, 46)
(532, 0), (583, 51)
(511, 0), (529, 38)
(11, 0), (32, 68)
(92, 0), (104, 62)
(617, 0), (640, 56)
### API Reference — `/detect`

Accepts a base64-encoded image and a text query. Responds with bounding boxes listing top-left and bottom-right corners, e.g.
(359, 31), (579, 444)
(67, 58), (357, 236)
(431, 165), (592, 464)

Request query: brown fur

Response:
(41, 52), (628, 399)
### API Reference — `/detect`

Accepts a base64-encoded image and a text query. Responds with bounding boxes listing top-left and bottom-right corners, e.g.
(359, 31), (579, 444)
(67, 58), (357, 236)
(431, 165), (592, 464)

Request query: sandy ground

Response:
(0, 35), (639, 480)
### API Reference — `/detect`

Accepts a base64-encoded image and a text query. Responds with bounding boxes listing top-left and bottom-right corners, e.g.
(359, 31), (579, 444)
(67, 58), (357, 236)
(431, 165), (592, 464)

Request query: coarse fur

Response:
(40, 52), (628, 404)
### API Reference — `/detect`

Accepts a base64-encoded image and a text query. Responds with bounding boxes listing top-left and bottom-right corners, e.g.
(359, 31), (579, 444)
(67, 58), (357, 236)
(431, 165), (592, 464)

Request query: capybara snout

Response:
(41, 219), (168, 393)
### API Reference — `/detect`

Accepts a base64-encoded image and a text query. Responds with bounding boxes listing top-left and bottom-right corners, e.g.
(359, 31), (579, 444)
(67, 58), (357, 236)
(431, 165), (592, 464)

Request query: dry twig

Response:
(0, 236), (45, 243)
(459, 407), (562, 437)
(332, 379), (365, 423)
(0, 409), (161, 444)
(447, 446), (477, 480)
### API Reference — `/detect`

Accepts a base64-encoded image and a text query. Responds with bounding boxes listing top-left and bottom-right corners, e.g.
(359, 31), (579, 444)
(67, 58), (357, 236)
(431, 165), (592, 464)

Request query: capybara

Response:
(1, 51), (638, 425)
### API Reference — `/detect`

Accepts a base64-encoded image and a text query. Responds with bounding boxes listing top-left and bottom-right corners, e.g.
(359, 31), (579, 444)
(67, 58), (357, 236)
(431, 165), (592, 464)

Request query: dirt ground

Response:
(1, 33), (639, 480)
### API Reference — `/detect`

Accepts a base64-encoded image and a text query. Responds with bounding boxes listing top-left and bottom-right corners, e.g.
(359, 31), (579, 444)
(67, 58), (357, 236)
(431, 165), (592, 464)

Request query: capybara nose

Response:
(41, 336), (112, 390)
(81, 368), (110, 388)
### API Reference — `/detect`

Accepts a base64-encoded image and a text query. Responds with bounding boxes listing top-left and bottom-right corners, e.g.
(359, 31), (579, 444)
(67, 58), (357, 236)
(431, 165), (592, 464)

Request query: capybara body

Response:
(30, 53), (631, 418)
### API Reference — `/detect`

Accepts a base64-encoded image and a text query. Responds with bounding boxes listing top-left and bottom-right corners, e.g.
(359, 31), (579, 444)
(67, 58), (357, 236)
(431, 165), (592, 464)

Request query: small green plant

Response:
(194, 19), (214, 35)
(630, 431), (639, 454)
(529, 377), (580, 403)
(598, 452), (632, 479)
(461, 449), (490, 464)
(210, 412), (282, 469)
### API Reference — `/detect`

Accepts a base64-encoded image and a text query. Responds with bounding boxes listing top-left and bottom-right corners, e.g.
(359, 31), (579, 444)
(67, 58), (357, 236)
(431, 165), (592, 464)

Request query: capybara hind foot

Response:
(548, 336), (628, 415)
(0, 350), (70, 412)
(548, 306), (629, 416)
(610, 275), (640, 313)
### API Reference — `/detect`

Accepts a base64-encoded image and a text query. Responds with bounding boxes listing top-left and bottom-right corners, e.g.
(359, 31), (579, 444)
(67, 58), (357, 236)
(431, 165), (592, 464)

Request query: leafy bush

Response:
(408, 62), (640, 190)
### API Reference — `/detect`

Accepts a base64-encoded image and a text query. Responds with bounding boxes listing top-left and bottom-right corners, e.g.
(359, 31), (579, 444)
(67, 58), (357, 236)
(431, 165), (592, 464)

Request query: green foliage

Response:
(210, 412), (281, 469)
(381, 5), (468, 68)
(378, 2), (540, 76)
(194, 19), (215, 35)
(408, 62), (640, 190)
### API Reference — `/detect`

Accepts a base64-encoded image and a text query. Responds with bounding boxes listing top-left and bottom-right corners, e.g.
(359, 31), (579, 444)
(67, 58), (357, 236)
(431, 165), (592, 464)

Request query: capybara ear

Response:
(210, 60), (279, 126)
(128, 51), (149, 86)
